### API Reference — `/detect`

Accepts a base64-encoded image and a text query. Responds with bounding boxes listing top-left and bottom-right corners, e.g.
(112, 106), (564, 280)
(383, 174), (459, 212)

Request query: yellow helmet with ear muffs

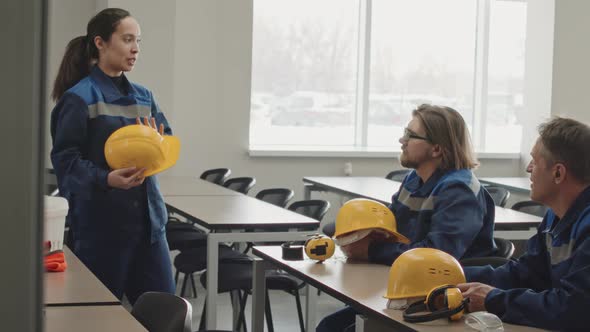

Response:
(384, 248), (465, 306)
(304, 235), (335, 262)
(403, 284), (469, 323)
(334, 198), (409, 245)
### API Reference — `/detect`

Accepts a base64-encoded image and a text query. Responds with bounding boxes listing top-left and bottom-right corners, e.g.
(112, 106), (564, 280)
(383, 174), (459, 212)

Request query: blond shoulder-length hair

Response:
(413, 104), (479, 170)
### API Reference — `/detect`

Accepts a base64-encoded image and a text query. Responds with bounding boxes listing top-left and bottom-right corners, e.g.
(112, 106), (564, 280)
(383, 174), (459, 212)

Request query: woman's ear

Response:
(93, 36), (105, 51)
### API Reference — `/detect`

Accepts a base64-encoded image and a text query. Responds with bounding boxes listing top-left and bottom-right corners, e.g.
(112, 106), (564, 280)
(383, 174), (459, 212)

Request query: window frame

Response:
(249, 0), (526, 156)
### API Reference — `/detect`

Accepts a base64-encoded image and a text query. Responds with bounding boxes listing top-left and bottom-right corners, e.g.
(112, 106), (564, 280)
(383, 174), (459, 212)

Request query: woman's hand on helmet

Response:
(107, 166), (146, 189)
(136, 116), (164, 135)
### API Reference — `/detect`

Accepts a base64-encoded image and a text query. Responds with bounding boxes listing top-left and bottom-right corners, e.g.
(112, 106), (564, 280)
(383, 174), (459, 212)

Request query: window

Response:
(250, 0), (527, 153)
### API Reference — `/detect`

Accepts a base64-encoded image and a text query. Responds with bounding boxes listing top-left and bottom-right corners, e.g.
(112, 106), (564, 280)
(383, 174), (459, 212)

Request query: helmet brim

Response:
(335, 227), (410, 245)
(143, 135), (180, 177)
(386, 231), (410, 244)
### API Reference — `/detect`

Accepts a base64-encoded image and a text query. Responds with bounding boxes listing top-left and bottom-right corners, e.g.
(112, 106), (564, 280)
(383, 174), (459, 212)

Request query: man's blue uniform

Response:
(50, 66), (175, 304)
(370, 168), (497, 265)
(317, 168), (497, 332)
(465, 186), (590, 330)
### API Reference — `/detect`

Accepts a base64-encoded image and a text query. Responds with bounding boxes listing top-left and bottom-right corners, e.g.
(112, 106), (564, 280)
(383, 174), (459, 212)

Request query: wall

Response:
(519, 0), (555, 173)
(551, 0), (590, 123)
(1, 0), (45, 329)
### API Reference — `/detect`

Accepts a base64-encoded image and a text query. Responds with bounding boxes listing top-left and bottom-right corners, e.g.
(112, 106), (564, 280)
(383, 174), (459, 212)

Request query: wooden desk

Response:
(480, 177), (531, 194)
(158, 176), (240, 197)
(44, 305), (146, 332)
(303, 176), (542, 230)
(164, 194), (320, 330)
(44, 247), (119, 306)
(252, 246), (543, 332)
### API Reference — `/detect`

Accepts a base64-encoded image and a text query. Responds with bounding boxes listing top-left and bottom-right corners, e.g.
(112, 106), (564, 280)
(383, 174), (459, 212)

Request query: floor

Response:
(176, 271), (346, 331)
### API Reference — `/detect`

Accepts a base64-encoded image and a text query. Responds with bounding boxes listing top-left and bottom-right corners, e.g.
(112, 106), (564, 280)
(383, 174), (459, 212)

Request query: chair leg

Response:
(174, 269), (179, 285)
(190, 274), (198, 298)
(198, 297), (206, 331)
(180, 273), (188, 297)
(238, 291), (249, 332)
(294, 290), (305, 332)
(265, 290), (274, 332)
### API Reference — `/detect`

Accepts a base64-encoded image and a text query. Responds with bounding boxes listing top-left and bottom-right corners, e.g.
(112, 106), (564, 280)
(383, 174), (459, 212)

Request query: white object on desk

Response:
(44, 196), (68, 252)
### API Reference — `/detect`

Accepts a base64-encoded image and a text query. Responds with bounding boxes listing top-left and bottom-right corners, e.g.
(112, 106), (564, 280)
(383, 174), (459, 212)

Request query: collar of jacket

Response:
(546, 185), (590, 237)
(89, 65), (139, 103)
(406, 168), (447, 195)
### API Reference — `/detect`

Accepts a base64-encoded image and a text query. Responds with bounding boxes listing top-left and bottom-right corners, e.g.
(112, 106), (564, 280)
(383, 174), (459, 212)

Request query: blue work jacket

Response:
(368, 168), (497, 265)
(50, 66), (171, 243)
(465, 186), (590, 330)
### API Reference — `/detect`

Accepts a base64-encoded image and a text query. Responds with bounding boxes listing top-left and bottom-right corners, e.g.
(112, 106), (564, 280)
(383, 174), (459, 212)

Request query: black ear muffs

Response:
(403, 285), (469, 323)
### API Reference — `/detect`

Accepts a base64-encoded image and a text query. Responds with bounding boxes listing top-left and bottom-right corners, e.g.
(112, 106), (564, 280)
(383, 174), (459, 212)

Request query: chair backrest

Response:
(131, 292), (193, 332)
(511, 200), (549, 217)
(222, 177), (256, 194)
(255, 188), (294, 208)
(493, 237), (515, 259)
(288, 199), (330, 221)
(385, 169), (411, 182)
(485, 186), (510, 207)
(321, 222), (336, 237)
(200, 168), (231, 185)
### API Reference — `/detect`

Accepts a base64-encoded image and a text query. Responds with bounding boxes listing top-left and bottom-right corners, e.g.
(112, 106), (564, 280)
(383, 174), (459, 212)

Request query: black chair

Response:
(459, 237), (514, 268)
(200, 168), (231, 185)
(486, 186), (511, 207)
(512, 200), (548, 217)
(132, 292), (193, 332)
(385, 169), (411, 182)
(493, 237), (515, 259)
(173, 243), (249, 298)
(287, 199), (330, 222)
(199, 257), (306, 332)
(255, 188), (294, 208)
(166, 217), (207, 252)
(322, 222), (336, 237)
(222, 177), (256, 194)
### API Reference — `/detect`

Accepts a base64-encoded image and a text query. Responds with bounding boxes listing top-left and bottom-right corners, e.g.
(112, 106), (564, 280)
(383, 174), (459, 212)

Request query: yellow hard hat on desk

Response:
(384, 247), (465, 300)
(334, 198), (410, 245)
(104, 124), (180, 177)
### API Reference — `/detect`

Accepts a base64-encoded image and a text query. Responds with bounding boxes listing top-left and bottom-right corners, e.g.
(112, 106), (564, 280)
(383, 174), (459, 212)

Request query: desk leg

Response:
(355, 314), (390, 332)
(304, 183), (313, 200)
(252, 259), (270, 332)
(206, 234), (219, 330)
(305, 283), (318, 331)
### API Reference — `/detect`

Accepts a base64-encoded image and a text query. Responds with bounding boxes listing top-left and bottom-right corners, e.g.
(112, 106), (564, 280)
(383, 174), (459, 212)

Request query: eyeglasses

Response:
(401, 128), (430, 142)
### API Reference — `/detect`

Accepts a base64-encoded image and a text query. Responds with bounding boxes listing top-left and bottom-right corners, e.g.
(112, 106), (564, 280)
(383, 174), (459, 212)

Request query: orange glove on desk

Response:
(44, 250), (67, 272)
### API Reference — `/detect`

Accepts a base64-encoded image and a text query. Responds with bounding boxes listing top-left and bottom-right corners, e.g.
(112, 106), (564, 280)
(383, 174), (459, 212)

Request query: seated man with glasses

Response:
(317, 104), (497, 332)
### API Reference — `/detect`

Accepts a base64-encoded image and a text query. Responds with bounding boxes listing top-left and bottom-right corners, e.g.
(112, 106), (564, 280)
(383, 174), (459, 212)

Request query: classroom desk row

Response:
(251, 246), (544, 332)
(480, 177), (531, 195)
(303, 176), (542, 230)
(44, 247), (146, 331)
(160, 176), (321, 331)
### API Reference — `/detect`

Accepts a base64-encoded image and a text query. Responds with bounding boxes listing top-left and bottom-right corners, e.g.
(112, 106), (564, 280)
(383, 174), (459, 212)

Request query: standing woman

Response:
(50, 8), (175, 304)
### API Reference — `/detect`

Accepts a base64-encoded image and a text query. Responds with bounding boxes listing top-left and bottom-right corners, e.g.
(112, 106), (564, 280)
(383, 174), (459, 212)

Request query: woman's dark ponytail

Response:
(51, 8), (130, 101)
(51, 35), (91, 101)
